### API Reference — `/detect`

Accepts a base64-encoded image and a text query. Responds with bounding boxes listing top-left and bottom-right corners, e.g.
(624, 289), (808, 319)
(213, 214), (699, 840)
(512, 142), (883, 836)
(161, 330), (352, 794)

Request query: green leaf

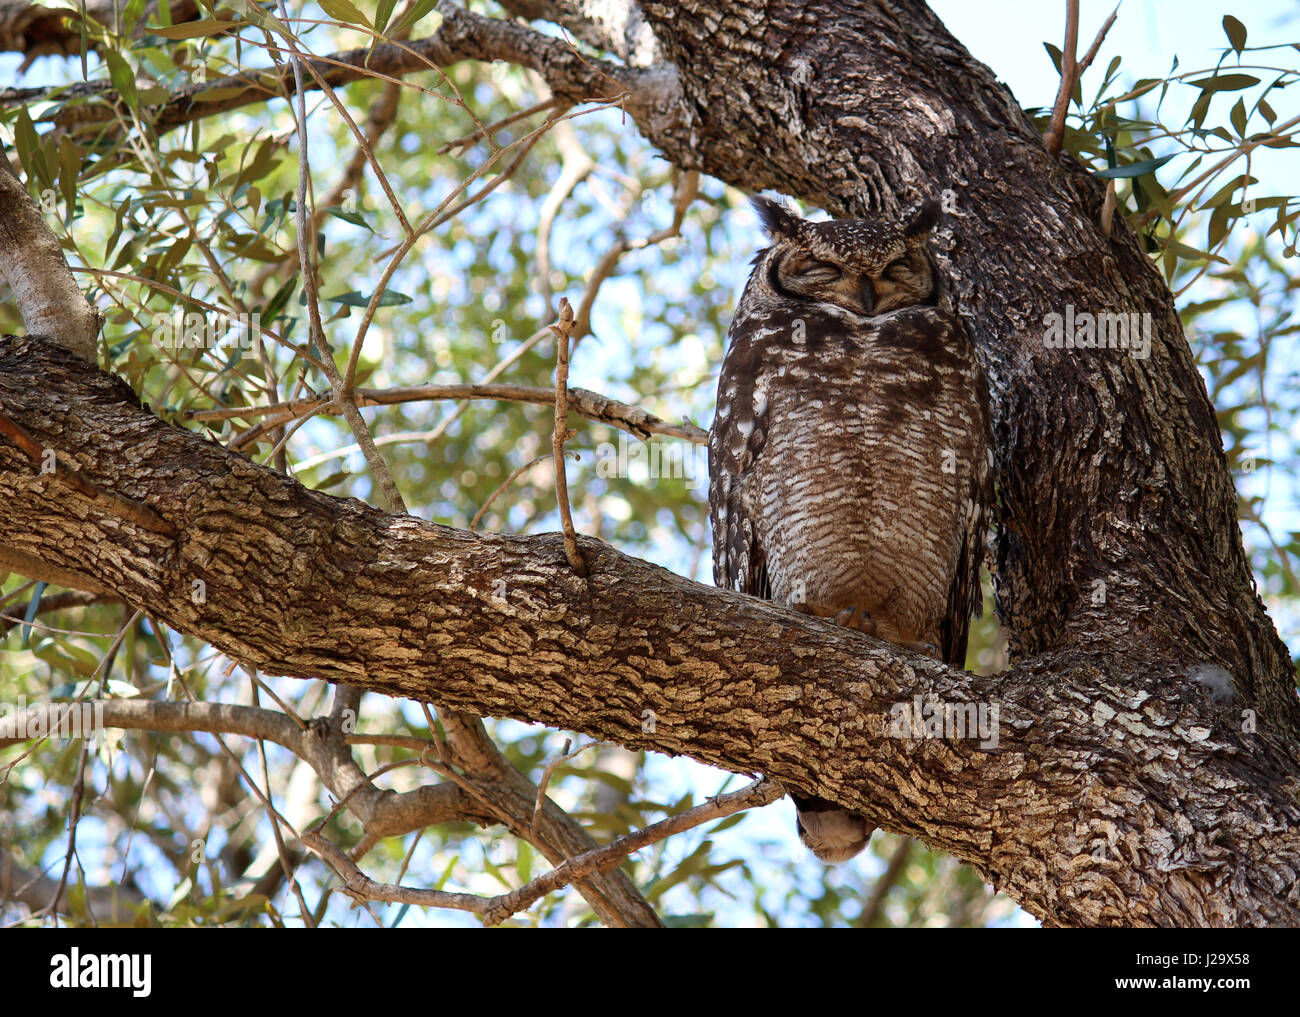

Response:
(516, 840), (533, 883)
(1230, 97), (1247, 137)
(1200, 173), (1255, 211)
(1043, 41), (1063, 74)
(325, 289), (413, 308)
(324, 206), (373, 231)
(193, 86), (248, 103)
(1095, 154), (1175, 179)
(709, 812), (749, 833)
(1222, 15), (1247, 54)
(375, 0), (399, 35)
(319, 0), (370, 26)
(1167, 241), (1230, 265)
(147, 18), (236, 39)
(1187, 91), (1213, 130)
(1188, 73), (1259, 93)
(57, 136), (80, 225)
(1207, 204), (1232, 250)
(313, 470), (353, 491)
(1109, 78), (1162, 104)
(390, 0), (441, 37)
(15, 106), (52, 191)
(663, 914), (714, 928)
(1259, 98), (1276, 125)
(21, 581), (46, 645)
(103, 50), (139, 108)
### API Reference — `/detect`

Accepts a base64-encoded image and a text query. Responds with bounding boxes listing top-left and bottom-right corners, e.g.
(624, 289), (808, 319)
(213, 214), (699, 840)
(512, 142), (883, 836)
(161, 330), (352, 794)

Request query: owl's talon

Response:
(904, 640), (941, 660)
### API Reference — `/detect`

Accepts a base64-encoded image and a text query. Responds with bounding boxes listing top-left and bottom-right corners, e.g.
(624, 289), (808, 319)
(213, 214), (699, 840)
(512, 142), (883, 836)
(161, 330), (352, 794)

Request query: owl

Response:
(708, 195), (992, 863)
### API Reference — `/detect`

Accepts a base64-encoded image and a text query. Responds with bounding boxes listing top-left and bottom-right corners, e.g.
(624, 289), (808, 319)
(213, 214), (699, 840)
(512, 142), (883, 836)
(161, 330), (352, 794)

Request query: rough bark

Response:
(617, 0), (1297, 742)
(0, 1), (202, 62)
(1, 334), (1299, 926)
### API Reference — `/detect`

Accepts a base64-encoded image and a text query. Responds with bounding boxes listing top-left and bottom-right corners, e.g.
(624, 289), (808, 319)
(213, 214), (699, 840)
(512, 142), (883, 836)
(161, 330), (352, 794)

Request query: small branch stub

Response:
(550, 297), (587, 577)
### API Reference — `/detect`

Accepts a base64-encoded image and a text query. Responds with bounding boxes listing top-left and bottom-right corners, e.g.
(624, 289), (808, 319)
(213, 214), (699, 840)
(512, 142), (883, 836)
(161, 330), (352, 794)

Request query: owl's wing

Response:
(708, 325), (772, 599)
(939, 334), (994, 668)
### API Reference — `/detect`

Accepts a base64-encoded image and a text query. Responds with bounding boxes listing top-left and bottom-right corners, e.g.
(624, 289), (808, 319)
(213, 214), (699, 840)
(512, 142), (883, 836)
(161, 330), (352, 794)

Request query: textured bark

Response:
(0, 1), (202, 60)
(622, 0), (1296, 742)
(0, 151), (99, 363)
(1, 334), (1299, 927)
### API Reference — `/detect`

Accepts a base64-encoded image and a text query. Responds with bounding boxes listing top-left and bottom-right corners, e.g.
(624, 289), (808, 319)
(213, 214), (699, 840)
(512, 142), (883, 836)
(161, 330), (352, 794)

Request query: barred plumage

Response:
(708, 195), (992, 863)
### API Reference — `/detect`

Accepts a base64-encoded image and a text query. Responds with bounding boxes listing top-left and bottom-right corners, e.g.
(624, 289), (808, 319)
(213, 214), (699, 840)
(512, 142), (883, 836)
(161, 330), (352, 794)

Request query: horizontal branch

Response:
(184, 382), (707, 445)
(2, 332), (1299, 926)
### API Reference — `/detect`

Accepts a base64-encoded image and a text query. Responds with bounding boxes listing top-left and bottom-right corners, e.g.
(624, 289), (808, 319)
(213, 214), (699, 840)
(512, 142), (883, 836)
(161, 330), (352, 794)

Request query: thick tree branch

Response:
(0, 149), (99, 363)
(1, 333), (1298, 927)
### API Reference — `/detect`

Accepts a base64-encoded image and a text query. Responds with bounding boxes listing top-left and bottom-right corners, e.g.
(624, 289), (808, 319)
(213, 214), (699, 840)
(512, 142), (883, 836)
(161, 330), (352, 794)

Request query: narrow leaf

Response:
(1222, 15), (1247, 54)
(1095, 154), (1175, 179)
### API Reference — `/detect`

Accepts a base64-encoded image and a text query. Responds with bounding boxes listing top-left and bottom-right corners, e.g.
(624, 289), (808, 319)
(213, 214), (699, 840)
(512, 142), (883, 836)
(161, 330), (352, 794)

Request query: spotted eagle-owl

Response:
(707, 195), (992, 863)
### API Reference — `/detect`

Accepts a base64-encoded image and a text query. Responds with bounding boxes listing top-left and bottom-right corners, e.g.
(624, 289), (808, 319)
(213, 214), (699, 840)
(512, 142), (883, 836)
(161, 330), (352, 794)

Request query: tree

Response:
(1, 0), (1297, 928)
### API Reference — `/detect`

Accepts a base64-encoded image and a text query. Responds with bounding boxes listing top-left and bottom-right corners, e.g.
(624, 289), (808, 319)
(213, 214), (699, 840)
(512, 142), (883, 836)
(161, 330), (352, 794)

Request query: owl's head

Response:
(748, 195), (941, 316)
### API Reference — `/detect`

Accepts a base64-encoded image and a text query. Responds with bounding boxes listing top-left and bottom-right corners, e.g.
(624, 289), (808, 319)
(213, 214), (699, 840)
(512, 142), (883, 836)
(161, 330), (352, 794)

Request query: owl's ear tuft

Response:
(750, 195), (803, 239)
(903, 199), (942, 238)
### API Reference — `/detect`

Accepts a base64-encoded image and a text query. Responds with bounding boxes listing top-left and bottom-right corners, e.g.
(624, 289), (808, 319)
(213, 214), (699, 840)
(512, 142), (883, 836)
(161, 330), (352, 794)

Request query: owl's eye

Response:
(883, 257), (911, 281)
(798, 259), (842, 282)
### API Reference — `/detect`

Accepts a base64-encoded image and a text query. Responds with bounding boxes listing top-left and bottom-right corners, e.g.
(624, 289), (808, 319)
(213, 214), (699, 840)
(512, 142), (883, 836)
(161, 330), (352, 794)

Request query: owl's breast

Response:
(738, 308), (986, 645)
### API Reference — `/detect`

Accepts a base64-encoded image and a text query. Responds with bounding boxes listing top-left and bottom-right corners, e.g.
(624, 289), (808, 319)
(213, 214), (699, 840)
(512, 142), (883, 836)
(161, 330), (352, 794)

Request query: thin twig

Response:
(550, 298), (586, 577)
(437, 96), (565, 154)
(184, 382), (707, 445)
(572, 169), (700, 346)
(1076, 3), (1120, 78)
(470, 454), (552, 530)
(1044, 0), (1081, 157)
(303, 778), (782, 926)
(531, 738), (601, 836)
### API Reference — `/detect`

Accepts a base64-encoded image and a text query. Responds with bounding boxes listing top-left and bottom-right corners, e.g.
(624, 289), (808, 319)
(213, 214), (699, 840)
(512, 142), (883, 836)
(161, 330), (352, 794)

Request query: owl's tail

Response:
(792, 794), (873, 863)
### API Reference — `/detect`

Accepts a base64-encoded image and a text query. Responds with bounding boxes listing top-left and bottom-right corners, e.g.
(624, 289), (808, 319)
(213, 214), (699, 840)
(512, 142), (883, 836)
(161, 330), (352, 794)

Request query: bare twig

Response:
(470, 454), (552, 530)
(1044, 2), (1119, 157)
(550, 297), (587, 577)
(303, 778), (781, 926)
(537, 116), (596, 315)
(573, 169), (700, 345)
(1043, 0), (1081, 157)
(1076, 4), (1119, 79)
(855, 836), (914, 927)
(437, 96), (565, 154)
(530, 738), (600, 836)
(184, 382), (707, 445)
